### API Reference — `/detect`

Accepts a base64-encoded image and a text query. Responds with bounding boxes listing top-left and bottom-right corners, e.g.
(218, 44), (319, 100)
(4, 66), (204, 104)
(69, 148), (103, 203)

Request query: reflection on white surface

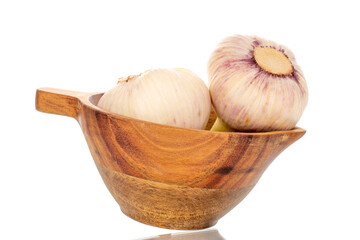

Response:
(134, 228), (225, 240)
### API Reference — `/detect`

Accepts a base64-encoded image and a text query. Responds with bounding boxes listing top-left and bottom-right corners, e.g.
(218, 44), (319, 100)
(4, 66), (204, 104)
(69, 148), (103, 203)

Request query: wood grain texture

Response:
(36, 88), (306, 229)
(98, 163), (253, 229)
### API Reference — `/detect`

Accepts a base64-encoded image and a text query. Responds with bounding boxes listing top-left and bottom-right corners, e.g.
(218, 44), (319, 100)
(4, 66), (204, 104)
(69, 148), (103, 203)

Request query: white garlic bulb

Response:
(98, 68), (211, 130)
(208, 35), (308, 132)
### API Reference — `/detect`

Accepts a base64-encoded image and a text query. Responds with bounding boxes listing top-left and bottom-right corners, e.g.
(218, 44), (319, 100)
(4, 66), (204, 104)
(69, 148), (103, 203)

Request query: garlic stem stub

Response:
(98, 68), (211, 130)
(208, 35), (308, 132)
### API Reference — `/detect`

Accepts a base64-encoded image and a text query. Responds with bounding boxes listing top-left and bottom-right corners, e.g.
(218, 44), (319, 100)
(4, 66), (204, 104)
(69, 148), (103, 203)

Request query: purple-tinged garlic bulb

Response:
(208, 35), (308, 132)
(98, 68), (211, 130)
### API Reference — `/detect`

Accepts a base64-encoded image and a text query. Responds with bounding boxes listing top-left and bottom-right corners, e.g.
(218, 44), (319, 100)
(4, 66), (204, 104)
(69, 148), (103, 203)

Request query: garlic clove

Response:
(208, 35), (308, 132)
(98, 68), (212, 130)
(210, 117), (234, 132)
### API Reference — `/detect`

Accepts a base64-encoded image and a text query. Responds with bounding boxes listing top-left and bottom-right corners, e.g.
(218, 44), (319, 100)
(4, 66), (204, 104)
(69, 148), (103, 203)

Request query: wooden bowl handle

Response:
(35, 88), (84, 119)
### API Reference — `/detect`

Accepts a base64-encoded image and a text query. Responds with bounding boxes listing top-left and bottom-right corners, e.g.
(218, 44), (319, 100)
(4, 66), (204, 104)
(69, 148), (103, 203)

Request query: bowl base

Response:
(120, 207), (217, 230)
(97, 164), (254, 230)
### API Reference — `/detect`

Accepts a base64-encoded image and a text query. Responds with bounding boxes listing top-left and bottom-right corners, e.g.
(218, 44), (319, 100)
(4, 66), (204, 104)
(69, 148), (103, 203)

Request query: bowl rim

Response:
(81, 92), (306, 136)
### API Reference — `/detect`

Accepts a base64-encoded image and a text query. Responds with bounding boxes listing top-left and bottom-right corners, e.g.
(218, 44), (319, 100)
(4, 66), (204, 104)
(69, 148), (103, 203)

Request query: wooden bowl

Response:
(35, 88), (306, 230)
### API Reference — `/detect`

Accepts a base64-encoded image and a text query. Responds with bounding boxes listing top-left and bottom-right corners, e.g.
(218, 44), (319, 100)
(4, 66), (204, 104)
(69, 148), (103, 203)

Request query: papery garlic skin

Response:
(98, 68), (211, 130)
(208, 35), (308, 131)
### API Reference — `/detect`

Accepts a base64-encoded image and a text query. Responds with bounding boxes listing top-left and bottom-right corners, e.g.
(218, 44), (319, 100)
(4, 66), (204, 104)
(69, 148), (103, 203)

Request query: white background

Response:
(1, 0), (359, 239)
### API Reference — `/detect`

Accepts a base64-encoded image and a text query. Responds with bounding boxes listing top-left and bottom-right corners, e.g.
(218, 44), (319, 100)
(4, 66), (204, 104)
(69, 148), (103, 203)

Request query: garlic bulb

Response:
(98, 68), (211, 130)
(208, 35), (308, 132)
